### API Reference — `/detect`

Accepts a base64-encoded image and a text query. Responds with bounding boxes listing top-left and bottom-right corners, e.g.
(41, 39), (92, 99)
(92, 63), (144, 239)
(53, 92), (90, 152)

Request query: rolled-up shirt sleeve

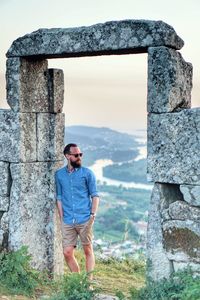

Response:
(87, 170), (99, 198)
(55, 171), (62, 201)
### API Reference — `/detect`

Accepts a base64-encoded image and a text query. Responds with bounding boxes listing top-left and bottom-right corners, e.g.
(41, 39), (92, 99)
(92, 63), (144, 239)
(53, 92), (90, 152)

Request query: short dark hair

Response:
(63, 143), (78, 155)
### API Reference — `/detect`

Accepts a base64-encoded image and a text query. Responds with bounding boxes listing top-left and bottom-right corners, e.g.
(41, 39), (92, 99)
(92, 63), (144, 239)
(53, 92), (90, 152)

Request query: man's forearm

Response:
(57, 200), (63, 220)
(91, 196), (100, 214)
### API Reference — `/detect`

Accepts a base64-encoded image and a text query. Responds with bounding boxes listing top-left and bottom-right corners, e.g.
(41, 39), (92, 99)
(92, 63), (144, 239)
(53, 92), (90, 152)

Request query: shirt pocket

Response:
(73, 176), (87, 189)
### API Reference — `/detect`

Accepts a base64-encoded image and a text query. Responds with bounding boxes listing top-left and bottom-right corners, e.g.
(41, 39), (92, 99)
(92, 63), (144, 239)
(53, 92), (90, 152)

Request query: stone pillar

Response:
(147, 46), (200, 279)
(3, 57), (65, 274)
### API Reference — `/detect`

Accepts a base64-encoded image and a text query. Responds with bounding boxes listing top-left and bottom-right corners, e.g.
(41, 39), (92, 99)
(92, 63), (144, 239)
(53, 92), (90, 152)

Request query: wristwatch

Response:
(90, 212), (96, 217)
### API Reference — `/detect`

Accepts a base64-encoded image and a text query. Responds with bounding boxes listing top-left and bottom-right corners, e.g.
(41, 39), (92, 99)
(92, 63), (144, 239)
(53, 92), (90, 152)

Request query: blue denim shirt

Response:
(55, 166), (99, 225)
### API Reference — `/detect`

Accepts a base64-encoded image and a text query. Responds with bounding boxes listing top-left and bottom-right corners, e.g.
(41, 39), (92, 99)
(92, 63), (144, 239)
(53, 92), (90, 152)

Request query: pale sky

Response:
(0, 0), (200, 134)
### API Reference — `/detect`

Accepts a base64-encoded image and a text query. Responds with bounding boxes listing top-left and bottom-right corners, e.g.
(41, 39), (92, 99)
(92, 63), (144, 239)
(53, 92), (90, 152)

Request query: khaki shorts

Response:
(61, 217), (94, 249)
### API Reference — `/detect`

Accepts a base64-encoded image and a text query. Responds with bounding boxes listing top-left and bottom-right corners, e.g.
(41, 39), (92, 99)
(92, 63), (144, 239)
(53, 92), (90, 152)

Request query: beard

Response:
(71, 160), (82, 168)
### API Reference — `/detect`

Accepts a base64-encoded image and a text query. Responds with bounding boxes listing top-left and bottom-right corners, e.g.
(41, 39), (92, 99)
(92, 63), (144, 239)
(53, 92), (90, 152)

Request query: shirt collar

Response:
(66, 166), (79, 173)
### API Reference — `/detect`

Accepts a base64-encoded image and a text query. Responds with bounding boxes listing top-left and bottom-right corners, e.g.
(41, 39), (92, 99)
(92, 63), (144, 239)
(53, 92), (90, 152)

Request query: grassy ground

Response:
(0, 248), (146, 299)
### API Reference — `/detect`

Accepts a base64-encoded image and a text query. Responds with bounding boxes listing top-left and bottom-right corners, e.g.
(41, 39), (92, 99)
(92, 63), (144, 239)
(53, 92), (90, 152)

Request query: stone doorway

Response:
(1, 19), (199, 278)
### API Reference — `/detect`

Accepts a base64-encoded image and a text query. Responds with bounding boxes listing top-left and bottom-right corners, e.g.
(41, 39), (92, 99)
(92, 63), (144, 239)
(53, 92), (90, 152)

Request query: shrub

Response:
(50, 272), (100, 300)
(130, 268), (200, 300)
(0, 246), (39, 296)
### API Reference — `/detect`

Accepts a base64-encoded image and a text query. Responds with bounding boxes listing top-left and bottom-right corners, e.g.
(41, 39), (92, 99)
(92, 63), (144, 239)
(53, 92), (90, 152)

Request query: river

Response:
(90, 137), (153, 191)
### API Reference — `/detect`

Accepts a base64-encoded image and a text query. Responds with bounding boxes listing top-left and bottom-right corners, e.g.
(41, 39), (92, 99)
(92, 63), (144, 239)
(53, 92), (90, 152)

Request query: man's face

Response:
(66, 146), (83, 168)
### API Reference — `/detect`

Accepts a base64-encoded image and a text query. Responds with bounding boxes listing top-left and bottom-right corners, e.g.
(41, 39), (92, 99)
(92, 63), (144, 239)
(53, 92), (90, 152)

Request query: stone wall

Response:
(1, 19), (199, 278)
(0, 58), (65, 274)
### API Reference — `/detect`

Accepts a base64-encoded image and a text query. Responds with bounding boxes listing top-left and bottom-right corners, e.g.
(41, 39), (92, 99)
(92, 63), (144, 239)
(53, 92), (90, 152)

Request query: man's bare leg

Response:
(63, 246), (80, 272)
(83, 244), (95, 280)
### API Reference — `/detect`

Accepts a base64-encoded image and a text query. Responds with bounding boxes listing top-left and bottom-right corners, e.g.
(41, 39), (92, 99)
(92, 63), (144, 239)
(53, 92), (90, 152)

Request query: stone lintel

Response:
(7, 20), (184, 58)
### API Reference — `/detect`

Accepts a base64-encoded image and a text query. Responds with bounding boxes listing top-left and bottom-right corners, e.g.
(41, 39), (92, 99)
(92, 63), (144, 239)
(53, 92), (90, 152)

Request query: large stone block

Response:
(180, 184), (200, 206)
(147, 183), (172, 281)
(8, 161), (64, 273)
(0, 212), (9, 250)
(37, 113), (65, 161)
(0, 161), (11, 196)
(47, 69), (64, 113)
(6, 57), (49, 112)
(0, 196), (10, 211)
(163, 220), (200, 263)
(148, 47), (192, 113)
(0, 109), (36, 162)
(173, 261), (200, 273)
(6, 20), (184, 58)
(147, 108), (200, 184)
(168, 200), (200, 221)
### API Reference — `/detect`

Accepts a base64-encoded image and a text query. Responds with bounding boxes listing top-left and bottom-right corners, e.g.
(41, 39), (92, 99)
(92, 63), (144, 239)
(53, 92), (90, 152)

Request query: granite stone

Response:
(0, 162), (11, 196)
(36, 113), (65, 161)
(147, 183), (172, 281)
(0, 196), (10, 211)
(163, 220), (200, 263)
(148, 47), (192, 113)
(7, 20), (184, 58)
(180, 184), (200, 206)
(147, 108), (200, 184)
(0, 109), (36, 162)
(169, 200), (200, 221)
(0, 212), (9, 250)
(6, 57), (49, 112)
(173, 261), (200, 273)
(47, 69), (64, 113)
(8, 161), (64, 273)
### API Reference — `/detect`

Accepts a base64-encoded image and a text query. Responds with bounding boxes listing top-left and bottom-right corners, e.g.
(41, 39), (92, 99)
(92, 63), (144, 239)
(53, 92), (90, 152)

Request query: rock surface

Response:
(180, 184), (200, 206)
(163, 220), (200, 263)
(37, 113), (65, 161)
(47, 68), (64, 113)
(0, 162), (11, 196)
(147, 183), (172, 281)
(6, 58), (49, 112)
(148, 46), (192, 113)
(7, 20), (184, 58)
(147, 108), (200, 184)
(168, 200), (200, 221)
(0, 109), (36, 162)
(0, 196), (10, 211)
(8, 161), (64, 273)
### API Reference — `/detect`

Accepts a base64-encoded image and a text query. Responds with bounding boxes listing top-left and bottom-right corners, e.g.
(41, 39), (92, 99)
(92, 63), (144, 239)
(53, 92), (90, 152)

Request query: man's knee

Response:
(63, 246), (75, 259)
(83, 244), (94, 256)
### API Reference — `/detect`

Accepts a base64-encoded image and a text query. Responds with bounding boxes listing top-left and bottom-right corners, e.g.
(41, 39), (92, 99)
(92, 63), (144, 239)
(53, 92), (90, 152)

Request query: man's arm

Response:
(55, 171), (63, 221)
(91, 196), (100, 216)
(57, 200), (63, 221)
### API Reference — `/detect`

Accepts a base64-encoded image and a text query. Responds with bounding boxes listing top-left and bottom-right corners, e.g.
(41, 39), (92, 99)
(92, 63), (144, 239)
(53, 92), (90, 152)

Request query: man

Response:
(55, 143), (99, 277)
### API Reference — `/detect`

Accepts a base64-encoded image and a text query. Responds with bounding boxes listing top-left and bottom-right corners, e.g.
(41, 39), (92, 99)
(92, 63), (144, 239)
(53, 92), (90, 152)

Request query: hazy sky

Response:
(1, 0), (200, 134)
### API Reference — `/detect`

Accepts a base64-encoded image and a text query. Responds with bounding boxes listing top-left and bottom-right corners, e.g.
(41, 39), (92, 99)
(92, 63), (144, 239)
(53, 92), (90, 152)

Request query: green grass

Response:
(0, 247), (145, 299)
(2, 247), (200, 300)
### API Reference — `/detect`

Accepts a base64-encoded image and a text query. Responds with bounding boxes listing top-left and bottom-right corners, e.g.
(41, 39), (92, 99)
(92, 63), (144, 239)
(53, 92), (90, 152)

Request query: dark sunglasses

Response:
(69, 153), (83, 158)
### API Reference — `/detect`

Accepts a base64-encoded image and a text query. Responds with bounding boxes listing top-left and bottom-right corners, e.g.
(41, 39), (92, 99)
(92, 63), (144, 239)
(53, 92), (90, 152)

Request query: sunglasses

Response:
(69, 153), (83, 158)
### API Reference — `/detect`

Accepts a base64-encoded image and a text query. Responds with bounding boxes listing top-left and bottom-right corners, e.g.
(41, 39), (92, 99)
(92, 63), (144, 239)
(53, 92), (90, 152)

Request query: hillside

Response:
(64, 125), (151, 247)
(65, 125), (141, 166)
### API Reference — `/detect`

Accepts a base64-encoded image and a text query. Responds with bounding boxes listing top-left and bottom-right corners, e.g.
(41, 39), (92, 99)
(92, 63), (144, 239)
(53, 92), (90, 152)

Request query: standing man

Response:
(55, 143), (99, 277)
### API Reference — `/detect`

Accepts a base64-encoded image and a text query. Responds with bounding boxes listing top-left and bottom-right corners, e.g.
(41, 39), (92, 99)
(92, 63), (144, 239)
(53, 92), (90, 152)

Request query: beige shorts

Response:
(61, 217), (94, 249)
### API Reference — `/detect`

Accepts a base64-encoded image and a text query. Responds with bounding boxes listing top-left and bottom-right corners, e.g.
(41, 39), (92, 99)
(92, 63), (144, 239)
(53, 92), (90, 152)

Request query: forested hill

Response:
(65, 125), (144, 166)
